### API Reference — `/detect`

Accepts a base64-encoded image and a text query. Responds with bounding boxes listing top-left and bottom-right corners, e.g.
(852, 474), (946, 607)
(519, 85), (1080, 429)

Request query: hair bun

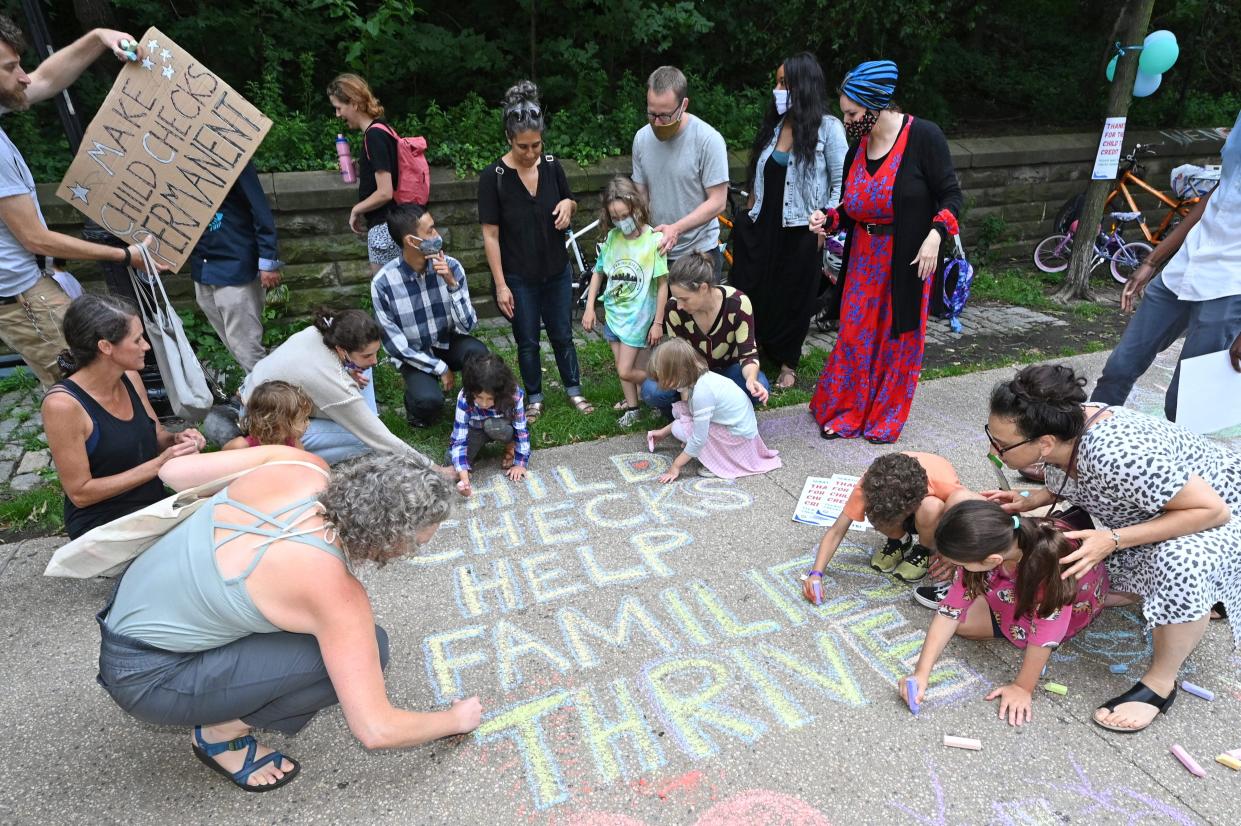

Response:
(56, 349), (77, 376)
(1012, 364), (1086, 407)
(503, 80), (540, 109)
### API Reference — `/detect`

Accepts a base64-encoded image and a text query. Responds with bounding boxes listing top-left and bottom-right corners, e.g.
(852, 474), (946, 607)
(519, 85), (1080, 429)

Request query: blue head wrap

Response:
(840, 60), (899, 111)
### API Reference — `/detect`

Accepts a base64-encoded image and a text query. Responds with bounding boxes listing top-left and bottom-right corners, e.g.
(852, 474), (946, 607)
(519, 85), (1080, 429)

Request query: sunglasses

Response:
(984, 423), (1036, 457)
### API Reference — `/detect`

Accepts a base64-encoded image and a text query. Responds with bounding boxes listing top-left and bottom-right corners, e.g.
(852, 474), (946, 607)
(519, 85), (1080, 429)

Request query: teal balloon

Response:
(1106, 55), (1118, 81)
(1140, 30), (1179, 74)
(1133, 70), (1162, 98)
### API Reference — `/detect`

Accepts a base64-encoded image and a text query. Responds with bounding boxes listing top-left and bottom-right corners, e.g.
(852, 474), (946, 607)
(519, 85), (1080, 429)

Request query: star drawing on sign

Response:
(69, 183), (90, 205)
(162, 65), (174, 80)
(147, 39), (158, 51)
(160, 48), (171, 62)
(141, 56), (155, 71)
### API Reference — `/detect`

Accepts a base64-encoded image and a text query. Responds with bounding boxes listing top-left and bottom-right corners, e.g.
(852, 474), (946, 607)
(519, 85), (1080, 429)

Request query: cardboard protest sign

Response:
(56, 28), (271, 272)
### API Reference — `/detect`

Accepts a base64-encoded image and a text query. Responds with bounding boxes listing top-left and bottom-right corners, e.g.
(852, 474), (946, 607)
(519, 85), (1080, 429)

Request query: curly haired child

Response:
(448, 351), (530, 496)
(223, 380), (312, 450)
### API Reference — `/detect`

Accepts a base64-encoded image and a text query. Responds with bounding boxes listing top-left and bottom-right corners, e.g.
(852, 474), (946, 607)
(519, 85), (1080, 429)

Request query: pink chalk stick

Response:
(1170, 744), (1206, 778)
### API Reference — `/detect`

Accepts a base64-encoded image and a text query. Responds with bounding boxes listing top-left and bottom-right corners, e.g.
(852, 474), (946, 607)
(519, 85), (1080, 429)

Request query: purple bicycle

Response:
(1032, 211), (1152, 284)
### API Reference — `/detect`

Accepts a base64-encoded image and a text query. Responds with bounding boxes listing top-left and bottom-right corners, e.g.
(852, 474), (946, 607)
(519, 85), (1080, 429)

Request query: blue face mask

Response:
(413, 234), (443, 256)
(614, 215), (638, 236)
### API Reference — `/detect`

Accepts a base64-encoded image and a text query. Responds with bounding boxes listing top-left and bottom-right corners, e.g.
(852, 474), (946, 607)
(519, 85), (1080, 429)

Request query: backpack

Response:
(365, 122), (430, 206)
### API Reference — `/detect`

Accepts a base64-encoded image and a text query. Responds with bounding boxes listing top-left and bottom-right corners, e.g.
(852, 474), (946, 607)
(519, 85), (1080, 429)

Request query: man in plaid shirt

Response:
(371, 204), (488, 426)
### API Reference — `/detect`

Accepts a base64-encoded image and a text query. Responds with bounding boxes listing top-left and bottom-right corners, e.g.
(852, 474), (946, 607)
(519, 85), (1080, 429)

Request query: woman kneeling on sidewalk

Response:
(95, 446), (482, 791)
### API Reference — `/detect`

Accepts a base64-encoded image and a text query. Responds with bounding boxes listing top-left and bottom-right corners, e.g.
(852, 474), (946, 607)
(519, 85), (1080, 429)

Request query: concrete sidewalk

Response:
(1, 347), (1238, 825)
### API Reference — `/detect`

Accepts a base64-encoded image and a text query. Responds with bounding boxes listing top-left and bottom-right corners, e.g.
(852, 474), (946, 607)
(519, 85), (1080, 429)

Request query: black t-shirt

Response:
(477, 155), (573, 281)
(359, 119), (399, 229)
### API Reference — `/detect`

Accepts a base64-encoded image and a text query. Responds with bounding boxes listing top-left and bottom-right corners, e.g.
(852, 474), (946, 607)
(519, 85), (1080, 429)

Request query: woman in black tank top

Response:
(43, 295), (206, 539)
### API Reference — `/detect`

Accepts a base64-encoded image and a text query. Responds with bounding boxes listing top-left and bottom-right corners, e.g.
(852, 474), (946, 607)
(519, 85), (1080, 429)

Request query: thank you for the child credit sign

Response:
(56, 28), (272, 271)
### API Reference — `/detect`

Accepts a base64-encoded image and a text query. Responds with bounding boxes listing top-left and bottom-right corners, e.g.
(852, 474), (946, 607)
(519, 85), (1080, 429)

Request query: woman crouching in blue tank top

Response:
(96, 446), (482, 791)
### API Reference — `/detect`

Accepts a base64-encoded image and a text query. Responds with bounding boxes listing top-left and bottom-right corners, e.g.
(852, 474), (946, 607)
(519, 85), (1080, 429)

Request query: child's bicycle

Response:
(1102, 144), (1207, 244)
(1032, 211), (1152, 283)
(565, 218), (601, 320)
(715, 184), (749, 268)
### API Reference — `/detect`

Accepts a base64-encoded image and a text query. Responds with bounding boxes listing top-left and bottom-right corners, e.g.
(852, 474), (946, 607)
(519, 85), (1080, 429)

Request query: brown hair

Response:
(312, 306), (382, 353)
(935, 499), (1079, 620)
(648, 66), (688, 100)
(241, 381), (313, 445)
(599, 176), (650, 232)
(326, 73), (385, 119)
(860, 453), (928, 530)
(0, 16), (26, 54)
(666, 251), (717, 290)
(647, 337), (707, 390)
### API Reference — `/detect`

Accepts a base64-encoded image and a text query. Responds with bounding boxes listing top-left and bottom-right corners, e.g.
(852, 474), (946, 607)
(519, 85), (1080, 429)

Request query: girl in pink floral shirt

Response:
(903, 500), (1108, 726)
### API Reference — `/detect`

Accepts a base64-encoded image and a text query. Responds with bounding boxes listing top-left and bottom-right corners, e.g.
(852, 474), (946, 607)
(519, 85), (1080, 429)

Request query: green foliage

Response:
(0, 482), (64, 536)
(8, 0), (1240, 180)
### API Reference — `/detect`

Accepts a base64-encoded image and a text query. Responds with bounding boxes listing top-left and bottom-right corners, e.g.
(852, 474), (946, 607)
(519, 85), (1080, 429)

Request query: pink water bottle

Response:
(336, 134), (356, 184)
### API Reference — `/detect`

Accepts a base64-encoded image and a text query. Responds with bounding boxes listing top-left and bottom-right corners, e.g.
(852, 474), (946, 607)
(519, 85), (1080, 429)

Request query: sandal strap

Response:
(231, 744), (288, 785)
(193, 725), (257, 758)
(1097, 680), (1175, 714)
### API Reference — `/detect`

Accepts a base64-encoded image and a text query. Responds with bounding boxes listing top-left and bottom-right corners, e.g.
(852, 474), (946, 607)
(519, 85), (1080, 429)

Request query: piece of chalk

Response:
(1228, 748), (1241, 760)
(906, 677), (920, 715)
(1216, 754), (1241, 771)
(1109, 663), (1129, 673)
(1044, 682), (1068, 696)
(1170, 744), (1206, 778)
(943, 735), (981, 751)
(1180, 681), (1214, 701)
(1019, 490), (1030, 498)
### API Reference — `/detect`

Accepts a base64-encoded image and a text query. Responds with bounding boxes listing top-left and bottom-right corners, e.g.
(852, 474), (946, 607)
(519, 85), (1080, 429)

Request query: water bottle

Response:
(335, 134), (356, 184)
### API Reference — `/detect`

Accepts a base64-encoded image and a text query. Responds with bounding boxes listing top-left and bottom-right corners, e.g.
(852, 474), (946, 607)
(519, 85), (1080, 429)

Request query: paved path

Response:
(1, 345), (1238, 825)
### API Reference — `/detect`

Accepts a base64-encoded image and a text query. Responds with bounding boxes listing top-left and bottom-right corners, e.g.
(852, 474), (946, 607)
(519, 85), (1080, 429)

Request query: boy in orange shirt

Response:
(801, 452), (977, 606)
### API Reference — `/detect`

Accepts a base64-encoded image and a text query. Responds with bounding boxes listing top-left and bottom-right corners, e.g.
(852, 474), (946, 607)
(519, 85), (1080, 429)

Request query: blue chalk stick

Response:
(1181, 681), (1214, 701)
(906, 677), (920, 715)
(1109, 663), (1129, 674)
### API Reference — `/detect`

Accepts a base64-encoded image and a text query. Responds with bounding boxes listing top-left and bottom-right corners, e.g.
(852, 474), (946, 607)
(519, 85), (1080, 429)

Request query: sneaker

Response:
(893, 543), (932, 582)
(870, 534), (912, 573)
(618, 408), (642, 428)
(913, 581), (951, 609)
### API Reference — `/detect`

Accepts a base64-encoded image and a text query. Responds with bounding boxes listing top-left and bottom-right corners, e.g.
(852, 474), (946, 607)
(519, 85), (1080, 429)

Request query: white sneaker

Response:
(618, 409), (642, 427)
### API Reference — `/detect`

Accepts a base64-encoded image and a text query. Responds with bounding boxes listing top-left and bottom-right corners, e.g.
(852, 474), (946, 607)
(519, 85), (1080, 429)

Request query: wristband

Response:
(800, 569), (824, 581)
(1108, 529), (1121, 552)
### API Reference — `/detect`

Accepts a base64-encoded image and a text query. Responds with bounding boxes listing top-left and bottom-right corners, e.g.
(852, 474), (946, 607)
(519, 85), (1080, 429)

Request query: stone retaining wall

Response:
(34, 126), (1227, 319)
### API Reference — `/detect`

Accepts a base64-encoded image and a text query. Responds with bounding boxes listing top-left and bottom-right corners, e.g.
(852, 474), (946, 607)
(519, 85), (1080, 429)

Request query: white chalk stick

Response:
(943, 735), (982, 751)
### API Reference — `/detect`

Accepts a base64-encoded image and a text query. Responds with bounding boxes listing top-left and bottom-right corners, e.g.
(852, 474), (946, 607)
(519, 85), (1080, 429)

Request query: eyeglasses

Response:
(984, 423), (1036, 457)
(646, 101), (685, 124)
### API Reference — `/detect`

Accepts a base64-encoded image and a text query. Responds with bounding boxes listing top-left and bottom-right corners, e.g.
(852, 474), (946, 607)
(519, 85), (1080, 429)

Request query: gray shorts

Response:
(95, 583), (389, 735)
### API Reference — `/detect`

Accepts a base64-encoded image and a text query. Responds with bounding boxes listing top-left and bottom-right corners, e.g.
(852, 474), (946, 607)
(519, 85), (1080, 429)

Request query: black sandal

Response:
(1093, 680), (1176, 733)
(192, 726), (301, 792)
(820, 426), (841, 440)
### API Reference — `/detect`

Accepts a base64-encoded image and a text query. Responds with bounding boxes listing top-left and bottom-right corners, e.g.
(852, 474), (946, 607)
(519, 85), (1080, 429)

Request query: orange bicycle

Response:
(1102, 144), (1202, 244)
(716, 184), (749, 267)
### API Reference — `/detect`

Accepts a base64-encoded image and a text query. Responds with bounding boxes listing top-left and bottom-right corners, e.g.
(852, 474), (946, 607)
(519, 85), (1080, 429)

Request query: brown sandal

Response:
(570, 395), (594, 415)
(776, 367), (797, 389)
(501, 442), (517, 470)
(526, 402), (544, 422)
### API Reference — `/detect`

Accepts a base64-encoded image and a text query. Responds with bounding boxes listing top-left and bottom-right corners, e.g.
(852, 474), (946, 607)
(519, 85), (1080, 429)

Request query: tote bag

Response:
(44, 460), (329, 579)
(128, 245), (213, 422)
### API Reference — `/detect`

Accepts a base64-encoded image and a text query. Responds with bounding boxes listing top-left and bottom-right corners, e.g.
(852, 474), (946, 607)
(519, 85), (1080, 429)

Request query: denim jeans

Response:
(641, 362), (770, 417)
(300, 369), (379, 464)
(399, 334), (489, 425)
(507, 264), (582, 404)
(1091, 274), (1241, 420)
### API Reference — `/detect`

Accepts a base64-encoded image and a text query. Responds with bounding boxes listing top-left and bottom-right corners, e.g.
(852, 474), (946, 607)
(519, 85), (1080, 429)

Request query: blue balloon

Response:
(1106, 55), (1118, 82)
(1133, 70), (1162, 98)
(1141, 30), (1179, 74)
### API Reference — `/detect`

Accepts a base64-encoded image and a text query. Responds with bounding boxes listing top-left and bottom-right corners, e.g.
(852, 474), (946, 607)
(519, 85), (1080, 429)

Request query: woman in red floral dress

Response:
(809, 60), (963, 443)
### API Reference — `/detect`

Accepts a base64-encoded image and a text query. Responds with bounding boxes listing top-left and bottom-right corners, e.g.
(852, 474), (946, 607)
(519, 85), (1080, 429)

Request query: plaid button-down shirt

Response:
(448, 388), (531, 470)
(371, 255), (477, 375)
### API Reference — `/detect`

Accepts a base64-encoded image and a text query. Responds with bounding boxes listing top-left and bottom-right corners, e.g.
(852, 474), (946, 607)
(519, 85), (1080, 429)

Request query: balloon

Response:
(1140, 30), (1179, 74)
(1133, 70), (1162, 98)
(1106, 55), (1118, 81)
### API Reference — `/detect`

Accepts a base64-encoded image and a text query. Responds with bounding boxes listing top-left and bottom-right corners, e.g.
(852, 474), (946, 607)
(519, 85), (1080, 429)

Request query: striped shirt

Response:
(371, 256), (478, 375)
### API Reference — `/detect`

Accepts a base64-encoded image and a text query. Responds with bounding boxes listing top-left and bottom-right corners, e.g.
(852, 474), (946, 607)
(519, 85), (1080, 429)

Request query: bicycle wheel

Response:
(1033, 233), (1072, 273)
(1110, 241), (1152, 283)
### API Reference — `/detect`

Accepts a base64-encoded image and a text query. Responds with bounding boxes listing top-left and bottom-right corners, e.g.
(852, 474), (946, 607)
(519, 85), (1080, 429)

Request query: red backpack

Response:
(364, 122), (430, 206)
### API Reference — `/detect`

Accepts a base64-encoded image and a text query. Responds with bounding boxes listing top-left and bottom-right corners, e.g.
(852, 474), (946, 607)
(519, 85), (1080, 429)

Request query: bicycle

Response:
(565, 218), (601, 320)
(1101, 144), (1202, 244)
(1032, 211), (1153, 283)
(715, 184), (749, 267)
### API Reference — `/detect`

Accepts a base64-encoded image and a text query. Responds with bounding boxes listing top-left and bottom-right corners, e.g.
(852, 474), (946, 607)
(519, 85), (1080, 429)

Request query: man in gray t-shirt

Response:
(0, 16), (157, 386)
(632, 66), (729, 272)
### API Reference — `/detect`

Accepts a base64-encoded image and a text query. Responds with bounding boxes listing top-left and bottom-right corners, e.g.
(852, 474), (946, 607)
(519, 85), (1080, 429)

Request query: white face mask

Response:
(773, 89), (789, 116)
(614, 215), (638, 236)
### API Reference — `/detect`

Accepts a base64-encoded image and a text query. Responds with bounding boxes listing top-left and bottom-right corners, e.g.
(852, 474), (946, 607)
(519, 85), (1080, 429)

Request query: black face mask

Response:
(845, 109), (879, 143)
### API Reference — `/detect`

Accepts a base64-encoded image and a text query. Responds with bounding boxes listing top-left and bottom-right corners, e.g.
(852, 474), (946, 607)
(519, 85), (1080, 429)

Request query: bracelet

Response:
(1108, 529), (1121, 552)
(799, 569), (824, 581)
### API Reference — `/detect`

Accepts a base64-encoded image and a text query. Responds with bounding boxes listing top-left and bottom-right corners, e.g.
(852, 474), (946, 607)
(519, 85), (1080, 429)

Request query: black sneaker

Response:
(913, 581), (951, 609)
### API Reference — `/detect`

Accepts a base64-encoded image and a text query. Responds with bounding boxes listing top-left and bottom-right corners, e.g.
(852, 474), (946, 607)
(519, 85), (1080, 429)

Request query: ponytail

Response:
(312, 306), (381, 353)
(1012, 516), (1077, 619)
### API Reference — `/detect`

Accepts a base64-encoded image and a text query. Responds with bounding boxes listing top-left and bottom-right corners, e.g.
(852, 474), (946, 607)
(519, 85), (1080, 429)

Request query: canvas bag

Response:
(43, 459), (328, 579)
(365, 123), (431, 206)
(128, 244), (213, 422)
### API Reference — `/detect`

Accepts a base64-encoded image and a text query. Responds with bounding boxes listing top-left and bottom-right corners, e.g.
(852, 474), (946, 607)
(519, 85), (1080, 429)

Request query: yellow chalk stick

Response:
(1044, 682), (1068, 695)
(1216, 754), (1241, 771)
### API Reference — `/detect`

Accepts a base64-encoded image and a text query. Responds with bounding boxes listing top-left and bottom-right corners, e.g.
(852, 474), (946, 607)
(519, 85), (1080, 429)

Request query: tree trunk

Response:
(529, 0), (537, 82)
(1054, 0), (1156, 303)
